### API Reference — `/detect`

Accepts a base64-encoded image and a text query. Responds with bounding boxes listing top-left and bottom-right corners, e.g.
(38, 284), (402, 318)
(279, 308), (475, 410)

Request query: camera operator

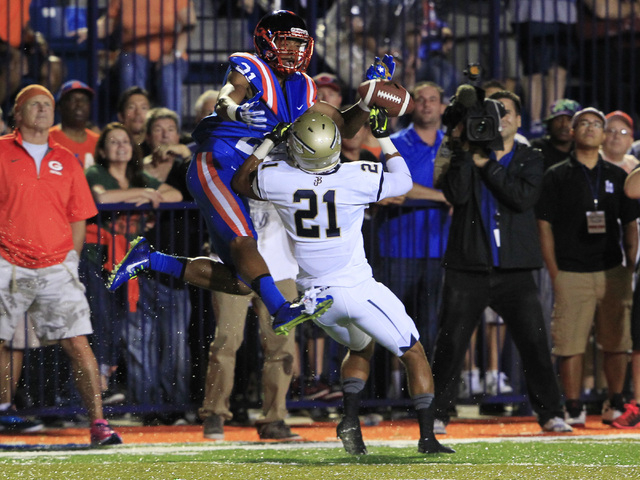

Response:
(430, 90), (572, 434)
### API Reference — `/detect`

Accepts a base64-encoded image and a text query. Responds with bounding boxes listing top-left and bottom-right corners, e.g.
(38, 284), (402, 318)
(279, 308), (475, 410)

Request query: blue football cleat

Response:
(272, 289), (333, 336)
(107, 236), (150, 291)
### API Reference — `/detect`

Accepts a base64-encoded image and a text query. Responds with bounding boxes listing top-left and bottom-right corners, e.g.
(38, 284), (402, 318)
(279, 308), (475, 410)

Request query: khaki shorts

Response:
(0, 250), (93, 343)
(551, 266), (632, 356)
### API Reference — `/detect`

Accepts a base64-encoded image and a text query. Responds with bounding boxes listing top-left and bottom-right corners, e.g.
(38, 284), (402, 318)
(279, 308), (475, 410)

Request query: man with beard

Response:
(531, 98), (581, 170)
(49, 80), (99, 169)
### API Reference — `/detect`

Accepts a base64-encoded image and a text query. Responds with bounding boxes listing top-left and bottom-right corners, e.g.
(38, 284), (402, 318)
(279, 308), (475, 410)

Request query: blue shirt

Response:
(377, 125), (450, 258)
(480, 145), (516, 266)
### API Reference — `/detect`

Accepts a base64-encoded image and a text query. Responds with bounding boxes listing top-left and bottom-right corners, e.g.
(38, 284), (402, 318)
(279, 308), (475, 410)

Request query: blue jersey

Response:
(378, 125), (450, 259)
(186, 53), (317, 266)
(191, 53), (317, 167)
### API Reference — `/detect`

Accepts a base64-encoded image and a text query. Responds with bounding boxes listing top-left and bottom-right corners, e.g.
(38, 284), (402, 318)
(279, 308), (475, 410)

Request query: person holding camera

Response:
(430, 90), (571, 434)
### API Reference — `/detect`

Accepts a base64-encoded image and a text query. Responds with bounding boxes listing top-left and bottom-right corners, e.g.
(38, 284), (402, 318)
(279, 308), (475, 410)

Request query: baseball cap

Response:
(545, 98), (581, 123)
(605, 110), (634, 130)
(313, 73), (342, 93)
(571, 107), (606, 129)
(56, 80), (95, 102)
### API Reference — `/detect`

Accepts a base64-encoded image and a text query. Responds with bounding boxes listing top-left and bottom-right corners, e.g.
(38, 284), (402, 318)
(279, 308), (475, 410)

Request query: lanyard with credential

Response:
(580, 162), (601, 210)
(580, 162), (606, 234)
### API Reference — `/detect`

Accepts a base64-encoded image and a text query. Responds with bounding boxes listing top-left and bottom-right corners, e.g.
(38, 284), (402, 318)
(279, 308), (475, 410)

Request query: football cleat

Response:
(106, 236), (150, 291)
(337, 417), (367, 455)
(272, 289), (333, 336)
(418, 436), (456, 454)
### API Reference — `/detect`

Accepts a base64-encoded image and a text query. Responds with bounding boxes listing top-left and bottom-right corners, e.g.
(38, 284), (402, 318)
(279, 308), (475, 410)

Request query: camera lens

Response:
(467, 116), (496, 141)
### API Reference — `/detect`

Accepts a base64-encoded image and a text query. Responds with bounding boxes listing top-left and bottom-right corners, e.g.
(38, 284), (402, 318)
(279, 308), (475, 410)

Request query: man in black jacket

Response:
(431, 91), (571, 434)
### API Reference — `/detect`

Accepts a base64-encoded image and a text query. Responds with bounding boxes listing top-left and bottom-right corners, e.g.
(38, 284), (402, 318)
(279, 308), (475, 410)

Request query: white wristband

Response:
(378, 136), (397, 155)
(227, 104), (238, 122)
(253, 139), (275, 160)
(357, 99), (370, 112)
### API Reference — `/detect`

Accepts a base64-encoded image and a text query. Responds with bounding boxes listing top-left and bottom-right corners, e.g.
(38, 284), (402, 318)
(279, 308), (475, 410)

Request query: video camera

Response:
(441, 64), (506, 151)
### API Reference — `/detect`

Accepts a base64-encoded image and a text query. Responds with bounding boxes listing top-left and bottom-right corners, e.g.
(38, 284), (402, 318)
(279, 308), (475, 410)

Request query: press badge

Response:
(493, 228), (501, 247)
(586, 211), (606, 234)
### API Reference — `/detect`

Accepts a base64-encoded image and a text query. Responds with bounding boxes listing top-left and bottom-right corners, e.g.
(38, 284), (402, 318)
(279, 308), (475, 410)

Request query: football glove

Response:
(236, 93), (268, 129)
(369, 106), (391, 138)
(365, 54), (396, 81)
(265, 122), (292, 145)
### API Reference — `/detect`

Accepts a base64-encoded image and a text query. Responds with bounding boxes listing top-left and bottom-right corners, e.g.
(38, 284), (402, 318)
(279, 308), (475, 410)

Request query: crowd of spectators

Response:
(3, 0), (640, 440)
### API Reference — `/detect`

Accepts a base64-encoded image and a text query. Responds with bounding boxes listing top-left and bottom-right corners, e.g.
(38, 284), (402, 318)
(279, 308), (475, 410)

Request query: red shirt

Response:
(0, 130), (98, 268)
(49, 125), (99, 169)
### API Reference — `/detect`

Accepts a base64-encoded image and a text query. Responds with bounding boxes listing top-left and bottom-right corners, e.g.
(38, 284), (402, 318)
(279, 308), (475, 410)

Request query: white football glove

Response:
(230, 93), (268, 129)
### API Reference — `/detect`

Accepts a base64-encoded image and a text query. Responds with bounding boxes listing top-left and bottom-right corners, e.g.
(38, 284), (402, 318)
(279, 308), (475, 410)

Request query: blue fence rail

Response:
(5, 201), (541, 422)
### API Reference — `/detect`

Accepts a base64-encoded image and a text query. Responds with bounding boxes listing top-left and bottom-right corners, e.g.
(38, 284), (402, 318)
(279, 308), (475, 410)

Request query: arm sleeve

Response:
(379, 155), (413, 199)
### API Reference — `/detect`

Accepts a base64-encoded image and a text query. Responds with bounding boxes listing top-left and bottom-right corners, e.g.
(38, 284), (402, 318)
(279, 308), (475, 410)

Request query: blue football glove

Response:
(365, 54), (396, 81)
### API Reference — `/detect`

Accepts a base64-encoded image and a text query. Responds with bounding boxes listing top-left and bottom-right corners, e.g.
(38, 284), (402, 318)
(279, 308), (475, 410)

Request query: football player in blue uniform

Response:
(108, 10), (374, 335)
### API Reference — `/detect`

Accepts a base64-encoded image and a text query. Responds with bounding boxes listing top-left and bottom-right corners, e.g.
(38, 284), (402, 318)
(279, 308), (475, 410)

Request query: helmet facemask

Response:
(253, 10), (314, 76)
(254, 28), (314, 76)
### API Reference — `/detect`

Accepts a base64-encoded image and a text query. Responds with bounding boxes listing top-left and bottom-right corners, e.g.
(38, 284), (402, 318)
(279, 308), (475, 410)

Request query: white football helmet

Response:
(286, 112), (341, 173)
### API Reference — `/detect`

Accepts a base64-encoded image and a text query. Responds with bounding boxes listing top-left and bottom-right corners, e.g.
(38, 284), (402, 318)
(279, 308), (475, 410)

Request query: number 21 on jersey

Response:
(293, 189), (340, 239)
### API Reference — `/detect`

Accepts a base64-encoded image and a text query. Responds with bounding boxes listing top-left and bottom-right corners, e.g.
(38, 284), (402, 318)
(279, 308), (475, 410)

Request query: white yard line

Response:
(1, 433), (640, 460)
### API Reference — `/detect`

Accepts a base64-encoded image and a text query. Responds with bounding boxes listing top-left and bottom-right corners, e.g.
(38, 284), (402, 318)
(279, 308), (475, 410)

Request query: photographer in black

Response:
(430, 88), (572, 434)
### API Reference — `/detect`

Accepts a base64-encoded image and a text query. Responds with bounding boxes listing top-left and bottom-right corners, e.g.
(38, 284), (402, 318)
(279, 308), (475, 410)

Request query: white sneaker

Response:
(433, 419), (447, 435)
(485, 370), (513, 396)
(542, 416), (573, 433)
(565, 407), (586, 428)
(458, 370), (483, 398)
(601, 399), (623, 425)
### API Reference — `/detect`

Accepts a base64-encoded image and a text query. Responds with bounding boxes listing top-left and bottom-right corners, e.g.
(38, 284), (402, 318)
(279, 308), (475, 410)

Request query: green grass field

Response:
(2, 437), (639, 480)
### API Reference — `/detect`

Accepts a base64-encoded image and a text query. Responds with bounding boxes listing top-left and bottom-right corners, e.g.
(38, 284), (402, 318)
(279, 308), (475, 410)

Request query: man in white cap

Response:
(536, 106), (640, 428)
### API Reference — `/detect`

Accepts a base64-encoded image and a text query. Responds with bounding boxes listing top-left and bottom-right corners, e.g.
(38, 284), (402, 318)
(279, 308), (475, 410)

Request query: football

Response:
(357, 80), (414, 117)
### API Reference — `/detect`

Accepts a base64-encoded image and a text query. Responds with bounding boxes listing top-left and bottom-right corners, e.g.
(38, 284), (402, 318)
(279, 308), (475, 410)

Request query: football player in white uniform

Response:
(232, 108), (454, 455)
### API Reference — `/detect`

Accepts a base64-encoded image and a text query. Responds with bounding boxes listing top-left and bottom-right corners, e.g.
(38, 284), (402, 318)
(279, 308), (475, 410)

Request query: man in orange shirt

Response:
(49, 80), (99, 169)
(0, 84), (121, 446)
(97, 0), (197, 114)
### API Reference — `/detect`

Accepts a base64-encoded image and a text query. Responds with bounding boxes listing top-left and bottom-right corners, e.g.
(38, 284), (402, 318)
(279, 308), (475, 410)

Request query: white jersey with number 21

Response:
(254, 158), (401, 289)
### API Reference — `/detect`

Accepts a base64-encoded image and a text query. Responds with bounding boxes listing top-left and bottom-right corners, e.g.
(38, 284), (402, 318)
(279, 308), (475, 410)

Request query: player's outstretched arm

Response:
(231, 122), (291, 199)
(370, 106), (412, 197)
